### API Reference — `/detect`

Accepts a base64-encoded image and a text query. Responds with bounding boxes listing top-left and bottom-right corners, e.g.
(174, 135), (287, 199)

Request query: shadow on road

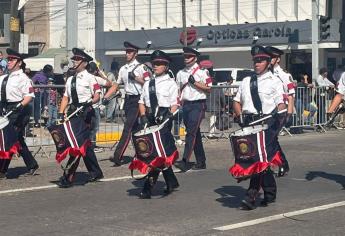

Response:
(6, 167), (32, 179)
(214, 185), (247, 208)
(50, 172), (91, 187)
(127, 179), (167, 198)
(305, 171), (345, 189)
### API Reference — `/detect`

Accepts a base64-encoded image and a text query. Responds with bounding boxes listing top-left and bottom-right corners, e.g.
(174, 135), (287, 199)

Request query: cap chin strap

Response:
(73, 60), (84, 71)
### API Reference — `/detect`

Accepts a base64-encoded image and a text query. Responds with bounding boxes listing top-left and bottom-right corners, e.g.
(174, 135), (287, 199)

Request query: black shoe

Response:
(139, 191), (151, 199)
(260, 199), (275, 207)
(277, 166), (289, 177)
(164, 183), (180, 194)
(27, 165), (39, 176)
(192, 162), (206, 170)
(0, 172), (6, 179)
(174, 160), (192, 172)
(240, 199), (256, 210)
(110, 156), (122, 167)
(58, 176), (73, 188)
(88, 174), (104, 182)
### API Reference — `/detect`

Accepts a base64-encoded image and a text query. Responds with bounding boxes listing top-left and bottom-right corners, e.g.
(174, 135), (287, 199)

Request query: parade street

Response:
(0, 130), (345, 236)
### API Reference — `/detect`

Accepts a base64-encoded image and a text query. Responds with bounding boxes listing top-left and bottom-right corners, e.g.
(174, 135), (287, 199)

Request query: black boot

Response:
(109, 155), (122, 167)
(139, 178), (152, 199)
(58, 175), (73, 188)
(162, 167), (179, 194)
(174, 159), (192, 172)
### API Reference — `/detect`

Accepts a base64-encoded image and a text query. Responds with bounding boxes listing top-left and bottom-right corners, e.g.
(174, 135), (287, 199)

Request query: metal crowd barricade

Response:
(25, 84), (343, 157)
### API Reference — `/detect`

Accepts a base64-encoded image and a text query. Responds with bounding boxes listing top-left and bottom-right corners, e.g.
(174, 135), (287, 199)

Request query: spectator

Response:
(87, 62), (112, 152)
(31, 64), (54, 127)
(46, 78), (60, 127)
(0, 65), (4, 76)
(332, 65), (345, 83)
(0, 51), (7, 73)
(315, 67), (335, 124)
(295, 73), (317, 125)
(105, 61), (119, 123)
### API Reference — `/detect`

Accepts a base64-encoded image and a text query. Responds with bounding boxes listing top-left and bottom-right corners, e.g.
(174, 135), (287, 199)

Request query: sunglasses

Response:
(184, 54), (195, 59)
(253, 57), (268, 63)
(7, 57), (18, 62)
(152, 61), (168, 66)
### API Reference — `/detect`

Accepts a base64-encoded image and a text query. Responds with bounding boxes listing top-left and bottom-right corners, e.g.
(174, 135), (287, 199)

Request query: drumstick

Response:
(158, 109), (180, 129)
(248, 108), (287, 126)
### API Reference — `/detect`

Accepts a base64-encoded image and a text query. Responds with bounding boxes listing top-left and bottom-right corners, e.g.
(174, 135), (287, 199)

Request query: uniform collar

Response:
(127, 59), (138, 67)
(185, 62), (198, 72)
(155, 73), (170, 81)
(9, 69), (24, 77)
(257, 70), (273, 79)
(76, 69), (89, 78)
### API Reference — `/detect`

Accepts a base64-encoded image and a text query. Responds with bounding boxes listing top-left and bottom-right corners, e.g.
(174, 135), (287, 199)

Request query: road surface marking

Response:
(214, 200), (345, 231)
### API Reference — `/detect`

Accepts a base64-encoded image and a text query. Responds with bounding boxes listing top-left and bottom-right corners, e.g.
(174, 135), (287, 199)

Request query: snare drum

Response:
(229, 124), (280, 179)
(131, 125), (179, 173)
(133, 125), (169, 164)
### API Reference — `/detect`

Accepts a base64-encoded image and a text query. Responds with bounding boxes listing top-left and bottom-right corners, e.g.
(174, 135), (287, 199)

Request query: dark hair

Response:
(87, 62), (98, 74)
(319, 67), (328, 75)
(43, 64), (53, 74)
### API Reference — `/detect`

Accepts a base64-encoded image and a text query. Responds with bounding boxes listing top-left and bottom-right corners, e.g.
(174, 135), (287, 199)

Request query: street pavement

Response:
(1, 130), (345, 235)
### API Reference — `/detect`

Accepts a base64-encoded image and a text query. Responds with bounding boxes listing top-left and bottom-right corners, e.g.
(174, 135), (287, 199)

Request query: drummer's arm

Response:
(233, 101), (242, 117)
(59, 96), (69, 113)
(139, 103), (146, 116)
(170, 105), (178, 114)
(21, 96), (33, 107)
(328, 93), (343, 113)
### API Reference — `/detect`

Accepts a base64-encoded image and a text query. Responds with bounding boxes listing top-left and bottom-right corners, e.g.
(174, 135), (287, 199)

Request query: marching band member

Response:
(103, 41), (151, 166)
(232, 45), (286, 210)
(130, 50), (179, 199)
(175, 47), (212, 171)
(0, 48), (39, 178)
(266, 46), (295, 176)
(57, 48), (103, 188)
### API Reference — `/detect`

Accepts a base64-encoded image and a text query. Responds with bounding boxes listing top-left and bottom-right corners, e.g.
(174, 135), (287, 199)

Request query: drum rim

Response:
(230, 124), (268, 136)
(134, 125), (161, 136)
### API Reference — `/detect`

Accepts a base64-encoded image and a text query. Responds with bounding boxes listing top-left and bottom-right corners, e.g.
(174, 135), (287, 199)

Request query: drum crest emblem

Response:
(135, 137), (153, 158)
(236, 138), (255, 159)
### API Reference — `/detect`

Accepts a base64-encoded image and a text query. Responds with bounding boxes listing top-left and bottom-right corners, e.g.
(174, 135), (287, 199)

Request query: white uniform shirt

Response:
(273, 65), (295, 96)
(0, 69), (35, 102)
(117, 59), (150, 95)
(234, 70), (285, 115)
(176, 63), (212, 101)
(336, 74), (345, 95)
(139, 74), (179, 108)
(316, 75), (334, 87)
(64, 69), (101, 104)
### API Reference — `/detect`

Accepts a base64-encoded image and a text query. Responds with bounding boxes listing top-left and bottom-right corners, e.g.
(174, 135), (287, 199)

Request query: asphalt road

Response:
(1, 130), (345, 236)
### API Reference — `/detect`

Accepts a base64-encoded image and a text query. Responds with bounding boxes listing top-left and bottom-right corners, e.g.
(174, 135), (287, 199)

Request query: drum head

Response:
(231, 124), (268, 137)
(134, 125), (161, 136)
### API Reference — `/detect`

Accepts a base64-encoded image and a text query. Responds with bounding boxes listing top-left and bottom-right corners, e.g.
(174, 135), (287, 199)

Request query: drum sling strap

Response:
(250, 74), (263, 116)
(149, 79), (159, 118)
(71, 75), (79, 105)
(0, 75), (9, 112)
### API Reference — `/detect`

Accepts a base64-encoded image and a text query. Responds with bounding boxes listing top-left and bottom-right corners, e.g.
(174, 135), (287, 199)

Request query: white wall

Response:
(103, 0), (321, 31)
(49, 0), (95, 58)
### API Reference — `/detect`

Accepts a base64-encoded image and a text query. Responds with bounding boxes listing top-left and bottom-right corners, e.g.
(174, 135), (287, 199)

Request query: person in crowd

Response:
(105, 62), (119, 123)
(46, 77), (62, 128)
(315, 67), (335, 124)
(332, 65), (345, 84)
(0, 48), (39, 178)
(102, 41), (151, 166)
(130, 50), (180, 199)
(175, 47), (212, 171)
(0, 51), (7, 74)
(56, 48), (103, 188)
(0, 65), (4, 76)
(87, 61), (111, 152)
(265, 46), (295, 177)
(31, 64), (54, 127)
(231, 45), (286, 210)
(295, 73), (317, 125)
